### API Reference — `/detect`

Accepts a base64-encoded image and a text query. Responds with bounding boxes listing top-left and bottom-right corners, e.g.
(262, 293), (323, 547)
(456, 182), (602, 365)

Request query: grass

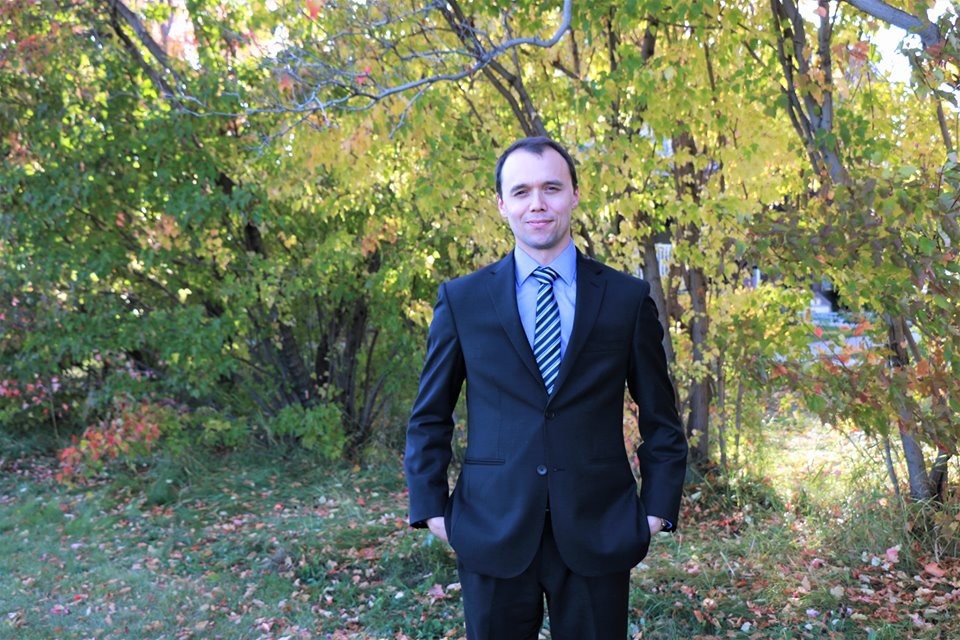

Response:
(0, 452), (450, 640)
(2, 426), (958, 640)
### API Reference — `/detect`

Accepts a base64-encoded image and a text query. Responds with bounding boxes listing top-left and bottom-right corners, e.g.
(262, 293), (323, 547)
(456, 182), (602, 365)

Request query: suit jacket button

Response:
(545, 411), (556, 419)
(536, 465), (547, 476)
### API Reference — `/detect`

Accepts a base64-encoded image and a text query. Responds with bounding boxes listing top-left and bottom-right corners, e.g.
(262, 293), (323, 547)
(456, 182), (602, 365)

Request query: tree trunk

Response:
(686, 265), (711, 466)
(929, 449), (951, 503)
(883, 434), (902, 499)
(717, 353), (728, 470)
(901, 428), (932, 501)
(643, 235), (676, 369)
(734, 379), (745, 466)
(888, 314), (933, 500)
(278, 322), (315, 407)
(338, 298), (369, 449)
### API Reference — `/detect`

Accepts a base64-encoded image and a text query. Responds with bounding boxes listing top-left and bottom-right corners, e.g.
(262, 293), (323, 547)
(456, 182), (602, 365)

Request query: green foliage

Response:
(0, 0), (433, 458)
(191, 406), (247, 451)
(2, 0), (958, 493)
(267, 402), (345, 459)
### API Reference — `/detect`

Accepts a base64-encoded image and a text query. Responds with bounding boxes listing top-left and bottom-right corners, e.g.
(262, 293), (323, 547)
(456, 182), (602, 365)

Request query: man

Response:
(404, 137), (688, 639)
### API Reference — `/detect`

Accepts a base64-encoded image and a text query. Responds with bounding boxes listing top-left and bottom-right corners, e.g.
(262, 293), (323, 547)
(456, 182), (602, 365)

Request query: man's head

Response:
(495, 137), (578, 199)
(495, 137), (580, 264)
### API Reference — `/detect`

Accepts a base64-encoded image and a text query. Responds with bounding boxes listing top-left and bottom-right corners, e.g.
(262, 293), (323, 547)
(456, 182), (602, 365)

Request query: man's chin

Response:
(524, 235), (568, 252)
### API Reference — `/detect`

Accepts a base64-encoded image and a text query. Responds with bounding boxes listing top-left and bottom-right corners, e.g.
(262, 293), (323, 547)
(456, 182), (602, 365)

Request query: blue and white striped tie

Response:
(532, 266), (562, 394)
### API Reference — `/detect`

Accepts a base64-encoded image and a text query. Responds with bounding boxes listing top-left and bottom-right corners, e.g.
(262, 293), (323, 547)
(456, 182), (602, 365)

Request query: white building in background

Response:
(639, 242), (827, 316)
(655, 242), (672, 278)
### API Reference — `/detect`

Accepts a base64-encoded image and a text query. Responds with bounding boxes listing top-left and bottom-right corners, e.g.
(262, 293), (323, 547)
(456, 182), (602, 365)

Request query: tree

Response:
(0, 0), (449, 456)
(266, 0), (814, 471)
(4, 0), (956, 487)
(765, 0), (959, 501)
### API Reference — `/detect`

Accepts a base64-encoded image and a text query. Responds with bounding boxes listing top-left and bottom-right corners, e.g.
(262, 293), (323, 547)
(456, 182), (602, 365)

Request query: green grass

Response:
(2, 434), (957, 639)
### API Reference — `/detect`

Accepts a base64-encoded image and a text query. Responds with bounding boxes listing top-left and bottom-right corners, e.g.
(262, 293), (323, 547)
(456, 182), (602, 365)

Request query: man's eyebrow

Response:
(509, 179), (565, 194)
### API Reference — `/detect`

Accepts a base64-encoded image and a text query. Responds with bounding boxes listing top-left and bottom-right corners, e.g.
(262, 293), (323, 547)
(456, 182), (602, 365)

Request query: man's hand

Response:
(426, 516), (448, 543)
(647, 515), (664, 535)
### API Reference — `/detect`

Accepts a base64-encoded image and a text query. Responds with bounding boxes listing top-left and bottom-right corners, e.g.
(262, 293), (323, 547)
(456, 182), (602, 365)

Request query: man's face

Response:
(497, 147), (579, 263)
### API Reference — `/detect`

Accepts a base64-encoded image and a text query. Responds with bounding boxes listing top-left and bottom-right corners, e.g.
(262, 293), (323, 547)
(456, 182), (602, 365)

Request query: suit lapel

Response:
(549, 252), (606, 401)
(486, 253), (543, 385)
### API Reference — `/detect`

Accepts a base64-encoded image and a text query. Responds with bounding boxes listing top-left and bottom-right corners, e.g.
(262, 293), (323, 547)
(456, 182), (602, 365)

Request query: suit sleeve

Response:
(404, 283), (466, 528)
(627, 286), (688, 531)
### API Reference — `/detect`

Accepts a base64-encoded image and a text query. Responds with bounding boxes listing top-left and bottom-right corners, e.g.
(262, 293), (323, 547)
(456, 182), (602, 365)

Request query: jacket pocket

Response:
(463, 456), (505, 465)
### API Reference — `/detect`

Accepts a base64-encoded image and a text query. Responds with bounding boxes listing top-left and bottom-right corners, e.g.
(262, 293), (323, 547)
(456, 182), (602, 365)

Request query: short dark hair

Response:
(495, 137), (578, 198)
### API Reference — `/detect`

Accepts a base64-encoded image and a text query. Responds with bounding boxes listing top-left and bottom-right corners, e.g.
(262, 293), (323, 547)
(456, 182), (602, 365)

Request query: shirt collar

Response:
(514, 240), (577, 286)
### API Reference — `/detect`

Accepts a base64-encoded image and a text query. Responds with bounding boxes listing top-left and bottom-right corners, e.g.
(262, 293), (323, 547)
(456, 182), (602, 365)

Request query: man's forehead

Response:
(501, 148), (572, 186)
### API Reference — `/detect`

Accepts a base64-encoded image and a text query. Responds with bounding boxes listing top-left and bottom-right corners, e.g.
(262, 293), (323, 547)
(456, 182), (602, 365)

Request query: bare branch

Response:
(841, 0), (942, 49)
(936, 98), (955, 155)
(388, 87), (428, 138)
(265, 0), (571, 130)
(770, 0), (847, 185)
(771, 0), (820, 171)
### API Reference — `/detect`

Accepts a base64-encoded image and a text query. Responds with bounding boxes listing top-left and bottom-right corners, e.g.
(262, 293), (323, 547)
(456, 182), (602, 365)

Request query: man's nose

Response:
(530, 190), (546, 210)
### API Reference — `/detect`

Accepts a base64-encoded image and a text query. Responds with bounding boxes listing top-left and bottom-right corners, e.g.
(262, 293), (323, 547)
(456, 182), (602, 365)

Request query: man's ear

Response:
(497, 195), (507, 218)
(573, 189), (580, 208)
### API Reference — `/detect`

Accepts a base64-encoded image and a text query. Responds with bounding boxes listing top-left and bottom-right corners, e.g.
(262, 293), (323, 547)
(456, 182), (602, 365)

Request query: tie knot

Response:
(532, 266), (560, 286)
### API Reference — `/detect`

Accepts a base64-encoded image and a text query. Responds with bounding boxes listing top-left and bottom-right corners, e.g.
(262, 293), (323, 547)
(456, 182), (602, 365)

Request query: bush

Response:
(0, 374), (77, 435)
(55, 397), (179, 484)
(267, 403), (344, 460)
(191, 406), (247, 451)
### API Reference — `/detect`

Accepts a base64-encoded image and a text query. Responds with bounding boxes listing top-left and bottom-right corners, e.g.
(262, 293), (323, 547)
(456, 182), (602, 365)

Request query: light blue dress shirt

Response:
(514, 240), (577, 358)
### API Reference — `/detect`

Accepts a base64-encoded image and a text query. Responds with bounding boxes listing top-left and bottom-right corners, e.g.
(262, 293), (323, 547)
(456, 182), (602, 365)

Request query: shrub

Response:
(193, 406), (247, 451)
(267, 403), (344, 460)
(0, 374), (75, 434)
(55, 397), (178, 484)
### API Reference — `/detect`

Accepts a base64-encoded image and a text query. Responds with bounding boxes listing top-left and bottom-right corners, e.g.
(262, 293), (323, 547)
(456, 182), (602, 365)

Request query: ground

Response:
(1, 424), (958, 639)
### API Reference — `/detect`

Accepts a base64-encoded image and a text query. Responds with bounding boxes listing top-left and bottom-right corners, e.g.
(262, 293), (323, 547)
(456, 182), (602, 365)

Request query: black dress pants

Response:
(456, 513), (631, 640)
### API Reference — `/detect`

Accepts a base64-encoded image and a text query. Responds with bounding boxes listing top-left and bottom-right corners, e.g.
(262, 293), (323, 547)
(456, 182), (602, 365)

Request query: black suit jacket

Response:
(405, 250), (687, 578)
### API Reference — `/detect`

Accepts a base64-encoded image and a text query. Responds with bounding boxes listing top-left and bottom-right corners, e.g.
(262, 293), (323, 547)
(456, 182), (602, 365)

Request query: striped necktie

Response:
(532, 266), (562, 394)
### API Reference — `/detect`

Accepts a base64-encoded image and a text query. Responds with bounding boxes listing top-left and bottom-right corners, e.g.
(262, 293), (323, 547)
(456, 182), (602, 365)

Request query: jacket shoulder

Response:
(580, 254), (651, 297)
(444, 254), (511, 294)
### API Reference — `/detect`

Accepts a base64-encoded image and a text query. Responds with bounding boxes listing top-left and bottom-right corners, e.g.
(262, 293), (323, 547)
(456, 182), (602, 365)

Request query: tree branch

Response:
(936, 98), (955, 155)
(267, 0), (571, 127)
(106, 0), (183, 96)
(841, 0), (941, 49)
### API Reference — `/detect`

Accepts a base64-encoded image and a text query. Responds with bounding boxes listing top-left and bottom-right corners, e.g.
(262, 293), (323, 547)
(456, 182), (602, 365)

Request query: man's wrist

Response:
(649, 515), (673, 533)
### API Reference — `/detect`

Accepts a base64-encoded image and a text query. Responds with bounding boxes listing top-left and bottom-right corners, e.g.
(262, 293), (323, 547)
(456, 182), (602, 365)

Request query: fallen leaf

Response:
(885, 545), (900, 564)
